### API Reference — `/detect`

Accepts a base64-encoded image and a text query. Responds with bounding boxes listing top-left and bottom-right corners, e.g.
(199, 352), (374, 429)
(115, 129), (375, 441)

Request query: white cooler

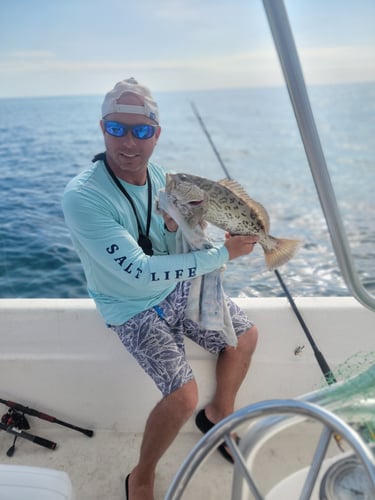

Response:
(0, 465), (73, 500)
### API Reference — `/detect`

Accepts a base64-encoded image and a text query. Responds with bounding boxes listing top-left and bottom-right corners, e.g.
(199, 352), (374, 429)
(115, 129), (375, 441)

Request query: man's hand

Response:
(163, 213), (178, 232)
(224, 233), (259, 260)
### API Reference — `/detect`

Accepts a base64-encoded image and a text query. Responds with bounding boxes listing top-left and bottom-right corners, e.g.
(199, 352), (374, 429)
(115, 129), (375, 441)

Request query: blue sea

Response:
(0, 83), (374, 299)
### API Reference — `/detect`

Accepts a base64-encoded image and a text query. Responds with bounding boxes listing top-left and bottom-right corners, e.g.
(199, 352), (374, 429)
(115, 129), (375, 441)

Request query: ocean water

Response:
(0, 83), (374, 299)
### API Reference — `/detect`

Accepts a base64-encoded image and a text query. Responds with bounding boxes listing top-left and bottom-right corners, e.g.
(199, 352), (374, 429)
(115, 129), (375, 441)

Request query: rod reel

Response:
(1, 408), (31, 456)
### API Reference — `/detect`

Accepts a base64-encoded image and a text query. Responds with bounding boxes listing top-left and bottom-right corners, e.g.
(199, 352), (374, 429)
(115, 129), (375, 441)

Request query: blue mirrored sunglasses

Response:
(104, 120), (157, 140)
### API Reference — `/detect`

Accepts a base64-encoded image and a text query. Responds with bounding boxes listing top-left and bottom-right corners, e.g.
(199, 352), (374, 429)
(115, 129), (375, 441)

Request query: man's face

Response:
(100, 93), (160, 183)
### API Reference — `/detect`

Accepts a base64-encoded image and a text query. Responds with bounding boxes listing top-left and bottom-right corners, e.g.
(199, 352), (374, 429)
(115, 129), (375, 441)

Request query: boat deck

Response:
(0, 418), (346, 499)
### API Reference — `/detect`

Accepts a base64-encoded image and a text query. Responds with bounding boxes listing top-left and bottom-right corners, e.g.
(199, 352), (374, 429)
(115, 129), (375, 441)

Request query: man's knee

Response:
(238, 324), (258, 356)
(169, 378), (198, 417)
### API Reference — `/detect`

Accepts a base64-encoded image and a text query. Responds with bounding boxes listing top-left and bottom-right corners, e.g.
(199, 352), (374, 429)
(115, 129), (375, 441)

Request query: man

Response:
(62, 77), (258, 500)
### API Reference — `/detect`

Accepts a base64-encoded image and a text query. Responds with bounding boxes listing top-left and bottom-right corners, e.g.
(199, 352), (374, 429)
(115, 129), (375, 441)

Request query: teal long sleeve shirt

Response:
(62, 160), (229, 325)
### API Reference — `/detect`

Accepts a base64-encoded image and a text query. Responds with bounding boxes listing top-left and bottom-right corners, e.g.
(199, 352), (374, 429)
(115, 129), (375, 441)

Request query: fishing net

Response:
(312, 352), (375, 444)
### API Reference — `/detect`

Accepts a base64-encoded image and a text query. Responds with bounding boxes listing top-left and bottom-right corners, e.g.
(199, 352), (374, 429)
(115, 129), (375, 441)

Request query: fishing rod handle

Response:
(52, 417), (94, 437)
(32, 434), (57, 450)
(274, 270), (337, 383)
(35, 410), (94, 436)
(0, 422), (57, 450)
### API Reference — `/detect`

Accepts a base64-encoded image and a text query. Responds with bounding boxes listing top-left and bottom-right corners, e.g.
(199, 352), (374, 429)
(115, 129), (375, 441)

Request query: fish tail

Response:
(261, 235), (302, 270)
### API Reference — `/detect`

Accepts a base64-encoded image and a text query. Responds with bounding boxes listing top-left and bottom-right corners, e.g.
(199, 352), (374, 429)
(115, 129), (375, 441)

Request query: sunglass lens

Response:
(132, 125), (155, 139)
(105, 121), (125, 137)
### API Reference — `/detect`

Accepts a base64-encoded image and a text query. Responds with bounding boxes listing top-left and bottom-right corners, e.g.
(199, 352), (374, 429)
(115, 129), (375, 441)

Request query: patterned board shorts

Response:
(110, 282), (254, 396)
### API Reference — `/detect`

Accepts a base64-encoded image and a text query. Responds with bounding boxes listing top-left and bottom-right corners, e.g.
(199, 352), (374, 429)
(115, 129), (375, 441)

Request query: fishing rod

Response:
(190, 101), (336, 385)
(0, 397), (94, 456)
(0, 419), (57, 457)
(0, 398), (94, 437)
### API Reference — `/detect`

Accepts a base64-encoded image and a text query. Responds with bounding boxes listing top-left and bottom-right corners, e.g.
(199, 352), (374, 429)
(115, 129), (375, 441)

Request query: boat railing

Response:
(262, 0), (375, 313)
(165, 399), (375, 500)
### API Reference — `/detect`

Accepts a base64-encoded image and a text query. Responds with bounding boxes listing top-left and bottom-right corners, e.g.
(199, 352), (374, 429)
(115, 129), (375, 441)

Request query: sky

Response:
(0, 0), (374, 98)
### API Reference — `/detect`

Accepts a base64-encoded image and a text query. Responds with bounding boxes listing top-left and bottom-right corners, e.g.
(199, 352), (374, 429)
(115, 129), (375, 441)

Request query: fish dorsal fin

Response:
(218, 178), (270, 232)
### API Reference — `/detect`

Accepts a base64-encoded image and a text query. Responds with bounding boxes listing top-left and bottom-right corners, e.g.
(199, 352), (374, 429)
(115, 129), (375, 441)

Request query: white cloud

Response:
(0, 45), (374, 97)
(299, 45), (375, 84)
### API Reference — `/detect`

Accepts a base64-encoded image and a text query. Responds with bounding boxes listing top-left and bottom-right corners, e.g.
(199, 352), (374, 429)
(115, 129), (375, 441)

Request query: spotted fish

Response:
(160, 173), (301, 270)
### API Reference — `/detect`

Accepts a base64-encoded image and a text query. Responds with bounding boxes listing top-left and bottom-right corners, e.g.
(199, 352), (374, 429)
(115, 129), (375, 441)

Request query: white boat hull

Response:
(0, 297), (374, 499)
(1, 297), (373, 431)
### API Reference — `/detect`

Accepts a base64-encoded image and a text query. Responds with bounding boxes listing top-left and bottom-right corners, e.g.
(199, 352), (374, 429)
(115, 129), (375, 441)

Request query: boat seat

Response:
(0, 465), (73, 500)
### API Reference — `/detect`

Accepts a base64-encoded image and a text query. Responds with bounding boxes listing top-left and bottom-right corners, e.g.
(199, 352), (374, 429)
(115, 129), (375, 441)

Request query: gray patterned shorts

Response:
(110, 282), (254, 396)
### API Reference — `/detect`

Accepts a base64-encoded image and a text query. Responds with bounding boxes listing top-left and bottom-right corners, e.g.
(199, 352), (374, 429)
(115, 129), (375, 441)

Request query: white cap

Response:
(101, 77), (159, 123)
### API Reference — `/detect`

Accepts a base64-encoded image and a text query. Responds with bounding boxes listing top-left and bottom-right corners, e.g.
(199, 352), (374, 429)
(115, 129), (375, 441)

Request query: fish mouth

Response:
(165, 173), (205, 206)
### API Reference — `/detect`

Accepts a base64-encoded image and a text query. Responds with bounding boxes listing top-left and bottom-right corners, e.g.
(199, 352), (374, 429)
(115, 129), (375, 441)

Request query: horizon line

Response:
(1, 79), (374, 101)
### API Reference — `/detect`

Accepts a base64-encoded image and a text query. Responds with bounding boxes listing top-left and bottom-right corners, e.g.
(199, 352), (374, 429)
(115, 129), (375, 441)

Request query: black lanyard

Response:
(101, 154), (154, 256)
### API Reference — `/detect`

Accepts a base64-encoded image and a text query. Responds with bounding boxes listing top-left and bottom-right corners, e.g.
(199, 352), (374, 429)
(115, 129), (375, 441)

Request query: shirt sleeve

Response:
(62, 187), (229, 292)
